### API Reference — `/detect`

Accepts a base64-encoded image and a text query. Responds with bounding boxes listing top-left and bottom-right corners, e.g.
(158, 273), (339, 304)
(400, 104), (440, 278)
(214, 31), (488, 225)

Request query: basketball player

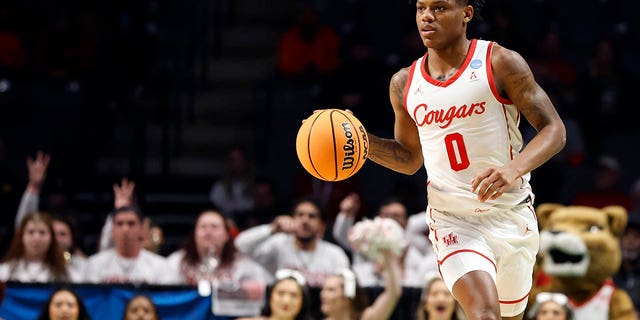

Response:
(364, 1), (566, 320)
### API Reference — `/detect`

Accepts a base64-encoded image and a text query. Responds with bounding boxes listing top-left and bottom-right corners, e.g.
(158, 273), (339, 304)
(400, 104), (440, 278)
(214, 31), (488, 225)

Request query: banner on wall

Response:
(0, 282), (233, 320)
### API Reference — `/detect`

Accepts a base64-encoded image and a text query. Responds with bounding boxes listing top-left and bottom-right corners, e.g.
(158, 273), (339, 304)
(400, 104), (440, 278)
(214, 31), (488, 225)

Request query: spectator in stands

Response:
(209, 145), (256, 230)
(238, 268), (313, 320)
(572, 155), (631, 211)
(320, 249), (402, 320)
(235, 196), (350, 287)
(526, 292), (574, 320)
(141, 217), (164, 255)
(167, 209), (272, 286)
(0, 212), (69, 282)
(123, 294), (160, 320)
(83, 206), (177, 284)
(293, 172), (364, 229)
(333, 195), (431, 287)
(276, 6), (341, 79)
(34, 12), (94, 82)
(50, 217), (86, 277)
(14, 151), (87, 280)
(528, 30), (577, 89)
(415, 275), (463, 320)
(98, 177), (137, 251)
(577, 38), (634, 149)
(319, 31), (389, 134)
(98, 178), (167, 256)
(37, 287), (91, 320)
(0, 5), (27, 74)
(245, 177), (282, 228)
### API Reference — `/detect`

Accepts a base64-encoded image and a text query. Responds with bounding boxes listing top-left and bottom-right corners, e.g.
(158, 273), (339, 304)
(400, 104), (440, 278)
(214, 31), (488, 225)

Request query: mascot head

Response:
(537, 204), (627, 283)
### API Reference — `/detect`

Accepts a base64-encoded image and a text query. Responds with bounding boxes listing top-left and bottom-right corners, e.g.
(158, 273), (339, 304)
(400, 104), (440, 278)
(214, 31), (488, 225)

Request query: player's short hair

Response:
(454, 0), (484, 20)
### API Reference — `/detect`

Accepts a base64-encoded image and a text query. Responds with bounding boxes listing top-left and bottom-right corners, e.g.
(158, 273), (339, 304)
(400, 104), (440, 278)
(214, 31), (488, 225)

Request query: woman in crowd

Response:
(0, 212), (69, 282)
(526, 292), (574, 320)
(238, 268), (313, 320)
(415, 275), (463, 320)
(320, 249), (402, 320)
(168, 209), (272, 284)
(37, 287), (91, 320)
(123, 294), (160, 320)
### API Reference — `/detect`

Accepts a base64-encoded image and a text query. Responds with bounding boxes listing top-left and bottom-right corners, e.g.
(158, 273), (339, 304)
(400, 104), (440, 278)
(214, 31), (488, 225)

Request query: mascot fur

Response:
(530, 203), (637, 319)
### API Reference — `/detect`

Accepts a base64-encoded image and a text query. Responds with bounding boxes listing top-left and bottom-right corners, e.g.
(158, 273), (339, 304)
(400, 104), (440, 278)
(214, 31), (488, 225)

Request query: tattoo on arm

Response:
(368, 136), (413, 165)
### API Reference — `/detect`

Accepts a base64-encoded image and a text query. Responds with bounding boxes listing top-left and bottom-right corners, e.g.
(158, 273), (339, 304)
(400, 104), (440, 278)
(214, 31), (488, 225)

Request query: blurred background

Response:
(1, 0), (639, 257)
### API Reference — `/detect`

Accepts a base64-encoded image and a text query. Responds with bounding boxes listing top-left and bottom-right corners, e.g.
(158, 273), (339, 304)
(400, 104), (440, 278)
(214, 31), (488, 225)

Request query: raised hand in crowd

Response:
(26, 151), (50, 194)
(339, 192), (361, 218)
(270, 215), (297, 234)
(113, 177), (135, 209)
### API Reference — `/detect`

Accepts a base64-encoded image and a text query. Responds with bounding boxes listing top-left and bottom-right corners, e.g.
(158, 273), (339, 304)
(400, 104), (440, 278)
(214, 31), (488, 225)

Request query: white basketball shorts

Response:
(427, 203), (538, 317)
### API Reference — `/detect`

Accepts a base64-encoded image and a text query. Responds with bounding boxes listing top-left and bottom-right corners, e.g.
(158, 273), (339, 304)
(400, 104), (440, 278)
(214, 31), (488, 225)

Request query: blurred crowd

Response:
(1, 0), (640, 319)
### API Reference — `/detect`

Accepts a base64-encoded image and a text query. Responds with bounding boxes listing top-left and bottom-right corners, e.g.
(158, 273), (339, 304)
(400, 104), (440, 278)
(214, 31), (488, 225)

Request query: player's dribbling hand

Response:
(470, 167), (518, 202)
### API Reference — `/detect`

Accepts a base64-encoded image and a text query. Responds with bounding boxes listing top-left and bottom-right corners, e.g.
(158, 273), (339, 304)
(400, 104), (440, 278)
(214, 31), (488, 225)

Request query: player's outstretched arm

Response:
(367, 68), (424, 175)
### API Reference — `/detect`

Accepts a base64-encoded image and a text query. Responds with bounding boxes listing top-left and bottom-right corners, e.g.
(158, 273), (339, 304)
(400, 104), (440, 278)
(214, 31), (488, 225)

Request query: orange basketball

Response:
(296, 109), (369, 181)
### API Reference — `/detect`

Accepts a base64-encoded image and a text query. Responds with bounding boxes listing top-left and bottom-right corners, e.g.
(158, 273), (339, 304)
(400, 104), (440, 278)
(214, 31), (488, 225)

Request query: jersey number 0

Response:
(444, 133), (470, 171)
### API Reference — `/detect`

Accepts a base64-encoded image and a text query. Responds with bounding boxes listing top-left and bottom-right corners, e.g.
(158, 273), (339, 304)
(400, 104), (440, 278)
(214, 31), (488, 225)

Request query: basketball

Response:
(296, 109), (369, 181)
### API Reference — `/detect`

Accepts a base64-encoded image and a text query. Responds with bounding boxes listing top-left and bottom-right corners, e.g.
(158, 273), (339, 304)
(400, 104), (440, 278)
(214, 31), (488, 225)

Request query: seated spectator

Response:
(97, 178), (165, 255)
(167, 209), (271, 315)
(0, 12), (27, 73)
(14, 151), (86, 280)
(208, 146), (256, 230)
(526, 292), (574, 320)
(123, 294), (160, 320)
(141, 217), (164, 255)
(276, 6), (341, 79)
(37, 287), (91, 320)
(98, 177), (137, 251)
(333, 196), (430, 287)
(238, 268), (313, 320)
(235, 196), (350, 287)
(415, 275), (463, 320)
(0, 212), (69, 282)
(83, 206), (177, 285)
(572, 155), (631, 210)
(50, 216), (86, 280)
(320, 249), (402, 320)
(294, 172), (364, 228)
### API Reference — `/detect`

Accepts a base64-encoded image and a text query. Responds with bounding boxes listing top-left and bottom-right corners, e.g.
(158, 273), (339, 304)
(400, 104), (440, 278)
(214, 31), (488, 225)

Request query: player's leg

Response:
(493, 205), (539, 320)
(501, 313), (524, 320)
(451, 270), (501, 320)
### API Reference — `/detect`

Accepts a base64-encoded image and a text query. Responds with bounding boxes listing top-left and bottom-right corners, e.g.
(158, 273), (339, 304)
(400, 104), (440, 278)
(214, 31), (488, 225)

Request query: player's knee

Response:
(465, 307), (501, 320)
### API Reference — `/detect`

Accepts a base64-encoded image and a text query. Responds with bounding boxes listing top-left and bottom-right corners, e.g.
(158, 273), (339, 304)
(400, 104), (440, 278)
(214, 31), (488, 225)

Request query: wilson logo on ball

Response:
(341, 122), (355, 170)
(296, 109), (368, 182)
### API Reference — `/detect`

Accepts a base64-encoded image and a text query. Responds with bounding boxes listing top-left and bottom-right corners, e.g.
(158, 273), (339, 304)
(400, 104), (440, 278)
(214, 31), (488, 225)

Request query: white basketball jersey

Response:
(404, 39), (532, 214)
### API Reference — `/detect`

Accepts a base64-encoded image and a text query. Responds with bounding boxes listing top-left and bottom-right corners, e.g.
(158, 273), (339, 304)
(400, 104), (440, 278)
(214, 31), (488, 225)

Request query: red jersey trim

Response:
(486, 42), (513, 104)
(500, 293), (530, 304)
(404, 60), (418, 113)
(437, 249), (496, 271)
(420, 39), (477, 87)
(501, 104), (515, 160)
